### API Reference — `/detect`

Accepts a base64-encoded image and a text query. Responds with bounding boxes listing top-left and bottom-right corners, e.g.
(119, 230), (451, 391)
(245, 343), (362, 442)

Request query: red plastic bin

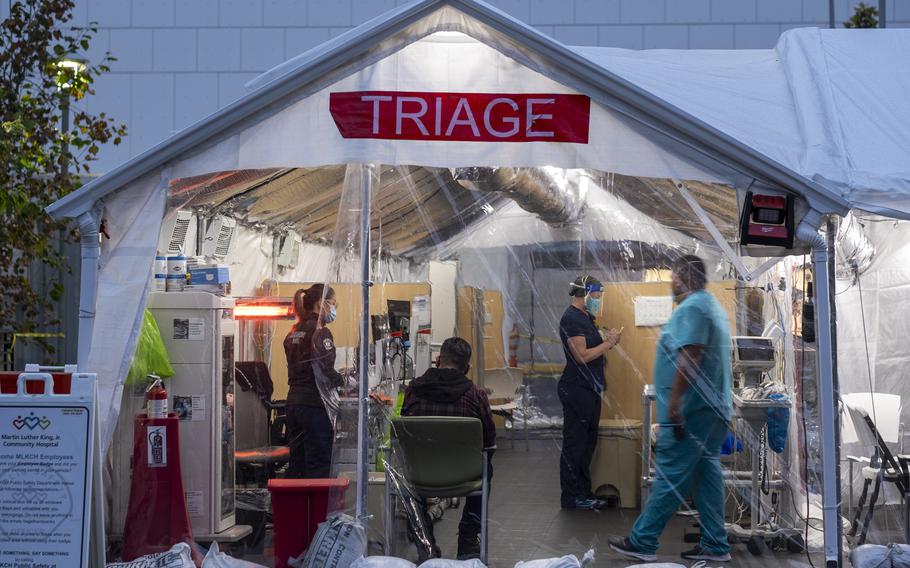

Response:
(268, 478), (349, 568)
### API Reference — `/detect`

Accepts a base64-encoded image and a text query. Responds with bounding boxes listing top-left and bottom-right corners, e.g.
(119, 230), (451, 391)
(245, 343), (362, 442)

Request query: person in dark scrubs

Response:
(283, 284), (343, 478)
(558, 275), (622, 510)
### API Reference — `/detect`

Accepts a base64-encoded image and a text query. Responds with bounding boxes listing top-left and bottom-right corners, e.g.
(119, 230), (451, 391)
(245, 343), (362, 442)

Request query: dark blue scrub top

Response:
(559, 305), (605, 393)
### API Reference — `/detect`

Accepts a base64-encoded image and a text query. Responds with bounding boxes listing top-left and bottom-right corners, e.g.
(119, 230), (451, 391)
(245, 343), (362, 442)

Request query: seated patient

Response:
(401, 337), (496, 561)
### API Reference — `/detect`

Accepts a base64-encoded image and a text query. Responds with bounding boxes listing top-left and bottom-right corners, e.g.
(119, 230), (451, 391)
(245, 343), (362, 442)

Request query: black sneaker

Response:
(680, 545), (731, 562)
(561, 497), (607, 510)
(457, 534), (481, 560)
(608, 537), (657, 562)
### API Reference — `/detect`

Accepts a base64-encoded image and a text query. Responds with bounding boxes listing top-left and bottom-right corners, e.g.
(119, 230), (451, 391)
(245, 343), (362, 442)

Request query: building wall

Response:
(3, 0), (908, 173)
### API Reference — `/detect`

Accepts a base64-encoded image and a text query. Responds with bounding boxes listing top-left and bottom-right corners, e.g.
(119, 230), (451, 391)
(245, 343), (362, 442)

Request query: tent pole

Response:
(76, 210), (100, 368)
(798, 215), (842, 567)
(356, 164), (374, 522)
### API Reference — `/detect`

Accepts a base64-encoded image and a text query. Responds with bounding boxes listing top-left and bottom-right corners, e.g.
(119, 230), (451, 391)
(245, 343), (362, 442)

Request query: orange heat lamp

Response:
(234, 299), (294, 320)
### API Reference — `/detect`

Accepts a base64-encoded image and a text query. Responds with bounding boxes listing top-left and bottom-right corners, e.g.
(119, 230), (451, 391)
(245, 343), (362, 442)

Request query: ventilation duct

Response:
(451, 167), (583, 225)
(835, 212), (875, 280)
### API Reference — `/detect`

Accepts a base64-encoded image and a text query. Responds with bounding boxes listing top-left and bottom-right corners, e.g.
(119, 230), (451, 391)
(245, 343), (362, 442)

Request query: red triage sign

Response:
(329, 91), (590, 143)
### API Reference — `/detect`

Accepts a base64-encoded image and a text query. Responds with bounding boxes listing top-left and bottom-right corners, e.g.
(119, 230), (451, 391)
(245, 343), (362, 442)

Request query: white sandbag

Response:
(299, 512), (367, 568)
(851, 544), (910, 568)
(352, 557), (418, 568)
(202, 542), (268, 568)
(418, 560), (487, 568)
(514, 549), (595, 568)
(106, 543), (195, 568)
(626, 564), (685, 568)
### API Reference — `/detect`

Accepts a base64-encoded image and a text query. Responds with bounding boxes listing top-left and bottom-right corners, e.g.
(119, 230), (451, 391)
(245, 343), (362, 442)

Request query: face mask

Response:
(323, 304), (337, 324)
(585, 297), (602, 314)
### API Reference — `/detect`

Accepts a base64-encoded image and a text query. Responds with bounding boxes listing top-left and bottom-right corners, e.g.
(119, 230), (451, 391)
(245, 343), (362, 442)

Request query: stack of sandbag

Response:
(202, 542), (268, 567)
(352, 557), (487, 568)
(288, 513), (368, 568)
(106, 543), (195, 568)
(851, 544), (910, 568)
(514, 550), (594, 568)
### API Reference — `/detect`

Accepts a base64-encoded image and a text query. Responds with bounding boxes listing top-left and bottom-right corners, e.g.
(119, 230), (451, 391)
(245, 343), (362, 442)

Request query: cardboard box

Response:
(189, 265), (229, 285)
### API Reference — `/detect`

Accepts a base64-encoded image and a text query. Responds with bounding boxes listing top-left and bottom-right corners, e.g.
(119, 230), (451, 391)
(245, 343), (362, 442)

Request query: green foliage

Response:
(0, 0), (126, 341)
(844, 2), (879, 28)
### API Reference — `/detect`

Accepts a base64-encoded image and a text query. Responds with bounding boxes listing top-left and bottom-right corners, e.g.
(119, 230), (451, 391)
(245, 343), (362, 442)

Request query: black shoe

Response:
(456, 534), (481, 560)
(609, 537), (656, 562)
(680, 545), (731, 562)
(561, 497), (607, 510)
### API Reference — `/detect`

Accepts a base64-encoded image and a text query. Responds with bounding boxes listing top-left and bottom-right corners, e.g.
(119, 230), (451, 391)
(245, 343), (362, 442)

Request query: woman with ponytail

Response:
(283, 283), (344, 478)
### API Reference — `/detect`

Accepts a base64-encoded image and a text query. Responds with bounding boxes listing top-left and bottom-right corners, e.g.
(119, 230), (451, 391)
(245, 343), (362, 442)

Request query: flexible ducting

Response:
(451, 167), (583, 225)
(834, 212), (875, 280)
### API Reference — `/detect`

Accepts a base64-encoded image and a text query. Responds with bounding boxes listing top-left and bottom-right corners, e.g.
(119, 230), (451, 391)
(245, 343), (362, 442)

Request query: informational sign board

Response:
(0, 372), (98, 568)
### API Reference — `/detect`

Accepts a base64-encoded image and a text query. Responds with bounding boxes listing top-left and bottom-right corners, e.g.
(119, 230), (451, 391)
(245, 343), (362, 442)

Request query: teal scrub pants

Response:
(630, 410), (731, 555)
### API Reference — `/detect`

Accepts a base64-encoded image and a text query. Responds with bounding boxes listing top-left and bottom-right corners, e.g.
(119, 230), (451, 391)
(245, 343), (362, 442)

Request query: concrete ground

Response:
(241, 434), (831, 567)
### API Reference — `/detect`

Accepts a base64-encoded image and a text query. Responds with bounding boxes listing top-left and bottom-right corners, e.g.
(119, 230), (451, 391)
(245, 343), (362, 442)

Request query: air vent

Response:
(163, 210), (193, 255)
(277, 231), (301, 269)
(202, 216), (236, 259)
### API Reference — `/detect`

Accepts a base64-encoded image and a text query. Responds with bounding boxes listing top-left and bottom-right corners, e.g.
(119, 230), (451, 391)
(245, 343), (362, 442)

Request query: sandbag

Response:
(851, 544), (910, 568)
(297, 512), (367, 568)
(202, 542), (268, 568)
(514, 549), (594, 568)
(106, 543), (194, 568)
(418, 560), (487, 568)
(352, 557), (417, 568)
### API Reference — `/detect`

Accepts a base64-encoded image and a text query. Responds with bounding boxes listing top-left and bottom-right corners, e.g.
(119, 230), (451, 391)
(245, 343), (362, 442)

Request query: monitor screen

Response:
(735, 337), (774, 362)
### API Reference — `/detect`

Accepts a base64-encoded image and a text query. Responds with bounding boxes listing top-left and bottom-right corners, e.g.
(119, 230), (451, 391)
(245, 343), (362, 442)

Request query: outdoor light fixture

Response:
(739, 190), (795, 248)
(55, 58), (87, 90)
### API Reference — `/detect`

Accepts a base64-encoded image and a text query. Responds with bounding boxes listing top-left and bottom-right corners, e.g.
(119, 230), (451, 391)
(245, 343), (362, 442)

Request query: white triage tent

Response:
(46, 0), (910, 565)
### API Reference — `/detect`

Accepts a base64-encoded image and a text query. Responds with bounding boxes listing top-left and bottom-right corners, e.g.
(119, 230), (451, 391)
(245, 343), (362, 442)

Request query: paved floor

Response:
(243, 435), (829, 567)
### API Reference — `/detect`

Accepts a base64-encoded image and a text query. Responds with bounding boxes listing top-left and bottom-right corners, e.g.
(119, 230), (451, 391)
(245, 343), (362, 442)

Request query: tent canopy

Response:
(47, 0), (910, 225)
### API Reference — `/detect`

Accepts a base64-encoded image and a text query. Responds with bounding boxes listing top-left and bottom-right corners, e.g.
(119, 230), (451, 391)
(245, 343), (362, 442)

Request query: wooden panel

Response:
(599, 281), (737, 421)
(482, 289), (506, 371)
(269, 282), (431, 400)
(455, 287), (506, 382)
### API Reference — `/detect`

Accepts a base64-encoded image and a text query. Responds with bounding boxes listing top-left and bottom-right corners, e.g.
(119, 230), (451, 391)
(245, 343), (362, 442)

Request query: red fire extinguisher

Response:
(146, 375), (168, 419)
(508, 324), (519, 368)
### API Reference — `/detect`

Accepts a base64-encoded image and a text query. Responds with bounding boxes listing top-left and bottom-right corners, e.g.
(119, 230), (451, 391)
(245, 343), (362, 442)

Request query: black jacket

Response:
(283, 314), (343, 407)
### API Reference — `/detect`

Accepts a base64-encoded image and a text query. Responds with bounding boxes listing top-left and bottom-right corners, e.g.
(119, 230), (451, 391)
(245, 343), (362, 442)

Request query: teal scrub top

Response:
(653, 289), (732, 424)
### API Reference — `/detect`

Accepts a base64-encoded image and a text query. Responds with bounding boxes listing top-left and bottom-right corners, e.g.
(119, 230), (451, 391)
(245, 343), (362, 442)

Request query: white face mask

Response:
(323, 304), (337, 324)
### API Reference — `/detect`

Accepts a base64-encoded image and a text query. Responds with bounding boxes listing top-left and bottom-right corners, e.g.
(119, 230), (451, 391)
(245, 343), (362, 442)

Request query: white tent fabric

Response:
(86, 172), (167, 447)
(576, 28), (910, 218)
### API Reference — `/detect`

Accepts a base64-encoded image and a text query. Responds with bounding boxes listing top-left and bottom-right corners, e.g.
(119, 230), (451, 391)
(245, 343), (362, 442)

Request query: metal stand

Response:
(640, 385), (804, 556)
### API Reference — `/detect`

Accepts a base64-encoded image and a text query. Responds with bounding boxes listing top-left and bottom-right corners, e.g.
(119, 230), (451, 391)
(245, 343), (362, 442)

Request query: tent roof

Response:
(48, 0), (909, 223)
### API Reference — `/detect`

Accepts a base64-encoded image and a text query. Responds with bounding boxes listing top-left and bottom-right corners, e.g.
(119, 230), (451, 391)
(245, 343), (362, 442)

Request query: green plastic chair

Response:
(383, 416), (492, 563)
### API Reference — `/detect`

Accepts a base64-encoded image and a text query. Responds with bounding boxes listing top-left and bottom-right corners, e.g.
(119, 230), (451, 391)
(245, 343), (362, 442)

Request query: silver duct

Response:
(451, 167), (583, 225)
(835, 212), (875, 280)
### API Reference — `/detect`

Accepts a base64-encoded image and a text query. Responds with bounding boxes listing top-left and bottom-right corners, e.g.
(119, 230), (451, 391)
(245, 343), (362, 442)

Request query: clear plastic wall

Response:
(106, 161), (903, 567)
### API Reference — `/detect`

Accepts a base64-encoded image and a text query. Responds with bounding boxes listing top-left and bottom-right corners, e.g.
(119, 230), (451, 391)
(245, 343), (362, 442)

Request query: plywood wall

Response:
(269, 282), (431, 400)
(597, 281), (737, 421)
(456, 287), (506, 382)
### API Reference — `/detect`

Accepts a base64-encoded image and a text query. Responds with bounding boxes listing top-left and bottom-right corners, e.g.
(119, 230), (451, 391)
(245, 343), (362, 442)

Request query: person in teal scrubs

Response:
(610, 255), (733, 563)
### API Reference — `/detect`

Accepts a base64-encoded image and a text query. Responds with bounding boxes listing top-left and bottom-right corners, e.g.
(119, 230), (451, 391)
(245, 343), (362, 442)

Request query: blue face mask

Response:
(585, 297), (602, 314)
(323, 304), (337, 324)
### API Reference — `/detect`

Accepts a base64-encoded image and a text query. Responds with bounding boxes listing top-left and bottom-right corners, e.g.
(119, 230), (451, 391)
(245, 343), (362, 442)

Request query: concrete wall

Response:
(2, 0), (907, 174)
